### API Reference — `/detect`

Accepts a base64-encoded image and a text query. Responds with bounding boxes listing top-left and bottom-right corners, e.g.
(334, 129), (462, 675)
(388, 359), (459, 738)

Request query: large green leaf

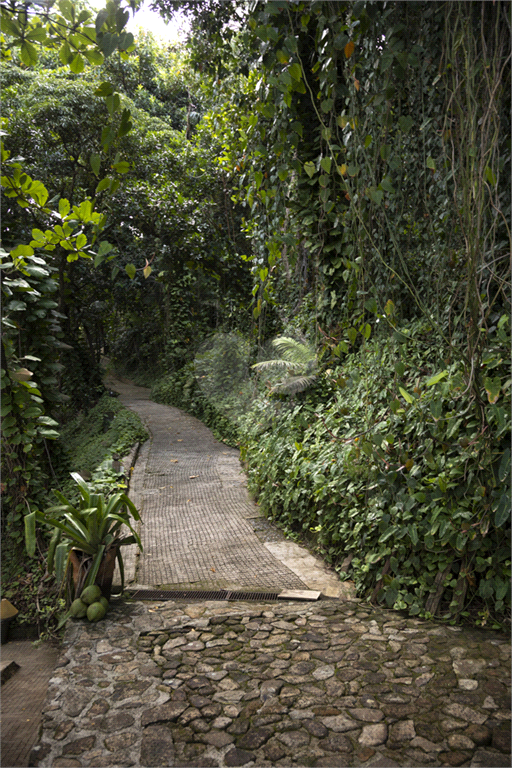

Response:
(303, 161), (316, 178)
(24, 511), (36, 557)
(426, 370), (448, 386)
(483, 376), (501, 404)
(399, 386), (413, 404)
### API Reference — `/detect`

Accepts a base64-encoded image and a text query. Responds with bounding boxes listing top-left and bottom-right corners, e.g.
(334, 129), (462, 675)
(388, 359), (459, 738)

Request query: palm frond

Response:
(271, 374), (318, 394)
(252, 336), (319, 395)
(251, 358), (299, 372)
(271, 336), (317, 366)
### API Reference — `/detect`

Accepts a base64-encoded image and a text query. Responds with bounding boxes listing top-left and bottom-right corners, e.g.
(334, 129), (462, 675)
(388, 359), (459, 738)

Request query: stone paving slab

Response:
(31, 598), (511, 768)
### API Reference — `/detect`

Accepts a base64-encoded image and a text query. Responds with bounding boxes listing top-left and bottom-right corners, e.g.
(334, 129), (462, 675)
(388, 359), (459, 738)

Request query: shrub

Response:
(242, 325), (511, 628)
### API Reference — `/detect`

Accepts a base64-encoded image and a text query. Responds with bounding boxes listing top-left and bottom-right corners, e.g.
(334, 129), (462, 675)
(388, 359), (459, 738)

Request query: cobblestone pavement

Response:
(32, 597), (511, 768)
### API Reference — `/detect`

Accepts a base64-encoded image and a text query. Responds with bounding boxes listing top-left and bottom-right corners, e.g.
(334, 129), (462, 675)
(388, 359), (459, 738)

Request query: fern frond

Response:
(252, 336), (319, 395)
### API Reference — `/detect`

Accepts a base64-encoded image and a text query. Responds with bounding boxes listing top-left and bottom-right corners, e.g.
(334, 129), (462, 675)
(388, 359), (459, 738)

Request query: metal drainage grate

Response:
(128, 589), (281, 602)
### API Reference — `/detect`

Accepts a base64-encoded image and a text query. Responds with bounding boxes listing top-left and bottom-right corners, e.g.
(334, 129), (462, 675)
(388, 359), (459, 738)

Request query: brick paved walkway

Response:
(1, 640), (60, 767)
(107, 376), (314, 593)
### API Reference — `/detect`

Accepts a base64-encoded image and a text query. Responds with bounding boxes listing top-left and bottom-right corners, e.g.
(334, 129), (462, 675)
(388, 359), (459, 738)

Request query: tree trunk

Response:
(69, 545), (118, 602)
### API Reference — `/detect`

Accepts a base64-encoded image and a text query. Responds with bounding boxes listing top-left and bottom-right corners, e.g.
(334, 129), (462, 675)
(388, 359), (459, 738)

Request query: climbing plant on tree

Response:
(165, 0), (510, 624)
(1, 0), (140, 547)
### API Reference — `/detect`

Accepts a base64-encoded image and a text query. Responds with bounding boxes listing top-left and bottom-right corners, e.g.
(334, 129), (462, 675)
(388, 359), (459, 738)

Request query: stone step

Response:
(1, 659), (20, 685)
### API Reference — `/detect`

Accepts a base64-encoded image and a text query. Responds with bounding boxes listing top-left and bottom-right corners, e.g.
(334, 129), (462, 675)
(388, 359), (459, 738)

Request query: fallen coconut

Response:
(99, 596), (109, 612)
(70, 598), (88, 619)
(80, 584), (102, 605)
(87, 601), (106, 622)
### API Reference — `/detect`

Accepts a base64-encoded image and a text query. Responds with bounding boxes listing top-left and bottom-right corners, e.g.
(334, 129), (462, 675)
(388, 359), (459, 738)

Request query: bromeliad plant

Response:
(25, 472), (143, 606)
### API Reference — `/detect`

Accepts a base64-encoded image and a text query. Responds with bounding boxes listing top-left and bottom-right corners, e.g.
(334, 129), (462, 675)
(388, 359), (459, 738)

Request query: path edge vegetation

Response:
(1, 0), (510, 633)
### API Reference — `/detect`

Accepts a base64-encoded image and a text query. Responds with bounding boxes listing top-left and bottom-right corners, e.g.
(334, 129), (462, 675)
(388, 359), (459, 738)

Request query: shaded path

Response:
(27, 375), (512, 768)
(0, 640), (60, 767)
(107, 376), (316, 593)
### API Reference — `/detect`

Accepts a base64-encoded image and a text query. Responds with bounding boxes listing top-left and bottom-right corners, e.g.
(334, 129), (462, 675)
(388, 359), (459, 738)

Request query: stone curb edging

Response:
(121, 442), (142, 494)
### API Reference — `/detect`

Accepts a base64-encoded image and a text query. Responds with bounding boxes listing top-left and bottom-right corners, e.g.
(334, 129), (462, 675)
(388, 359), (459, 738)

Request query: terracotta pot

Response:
(69, 544), (119, 601)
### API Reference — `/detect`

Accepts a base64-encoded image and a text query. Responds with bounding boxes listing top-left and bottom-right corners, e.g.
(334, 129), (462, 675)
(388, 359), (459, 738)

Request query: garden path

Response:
(105, 373), (349, 598)
(27, 374), (512, 768)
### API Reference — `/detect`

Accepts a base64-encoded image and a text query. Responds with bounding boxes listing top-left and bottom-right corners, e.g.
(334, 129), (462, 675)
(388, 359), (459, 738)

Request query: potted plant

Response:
(25, 473), (143, 611)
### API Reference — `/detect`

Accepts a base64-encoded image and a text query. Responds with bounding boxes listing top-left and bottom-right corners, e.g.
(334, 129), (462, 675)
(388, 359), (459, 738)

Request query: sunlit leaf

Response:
(59, 198), (70, 218)
(303, 161), (316, 178)
(399, 386), (414, 404)
(11, 244), (34, 260)
(426, 370), (448, 386)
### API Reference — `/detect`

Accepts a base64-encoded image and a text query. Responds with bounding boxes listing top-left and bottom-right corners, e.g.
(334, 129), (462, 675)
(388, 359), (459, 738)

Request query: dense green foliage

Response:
(1, 0), (510, 629)
(243, 326), (510, 627)
(1, 392), (148, 637)
(59, 391), (149, 490)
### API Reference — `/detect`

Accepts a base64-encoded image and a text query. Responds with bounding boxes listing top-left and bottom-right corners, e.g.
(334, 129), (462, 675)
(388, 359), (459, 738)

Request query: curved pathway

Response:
(30, 377), (511, 768)
(107, 375), (348, 597)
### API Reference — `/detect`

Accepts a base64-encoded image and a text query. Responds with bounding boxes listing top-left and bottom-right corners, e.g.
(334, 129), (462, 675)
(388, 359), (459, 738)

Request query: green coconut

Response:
(70, 598), (88, 619)
(99, 596), (109, 612)
(80, 584), (102, 605)
(86, 601), (106, 622)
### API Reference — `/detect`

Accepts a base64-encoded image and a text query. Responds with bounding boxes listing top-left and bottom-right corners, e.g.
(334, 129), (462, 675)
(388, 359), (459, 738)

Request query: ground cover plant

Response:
(241, 322), (510, 629)
(58, 391), (149, 492)
(1, 0), (509, 631)
(1, 393), (148, 638)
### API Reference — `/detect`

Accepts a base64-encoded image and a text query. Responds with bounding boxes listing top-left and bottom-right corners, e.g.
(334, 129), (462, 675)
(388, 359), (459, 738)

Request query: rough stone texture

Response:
(32, 598), (511, 767)
(140, 724), (174, 767)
